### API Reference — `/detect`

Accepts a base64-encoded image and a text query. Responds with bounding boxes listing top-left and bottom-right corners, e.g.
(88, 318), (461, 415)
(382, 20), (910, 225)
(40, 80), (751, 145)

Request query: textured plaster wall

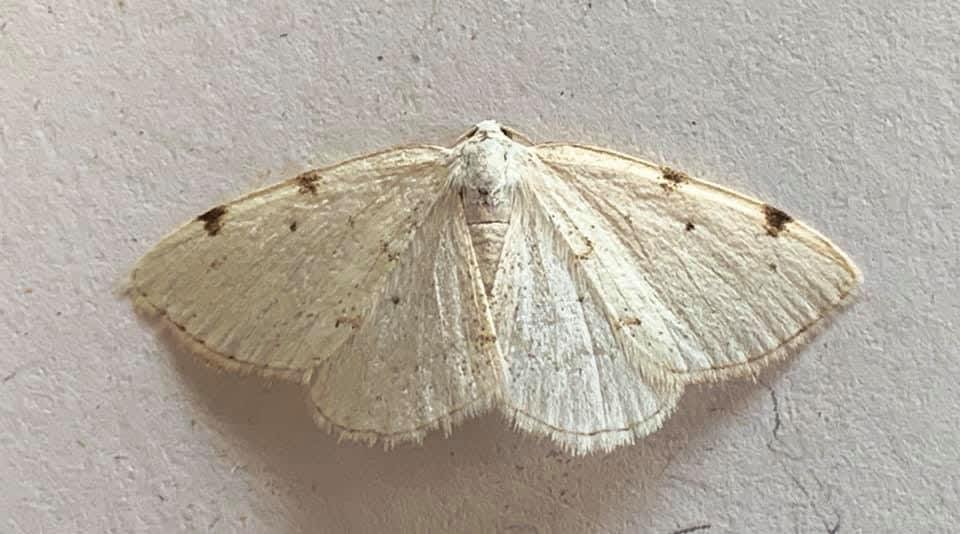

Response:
(2, 1), (958, 532)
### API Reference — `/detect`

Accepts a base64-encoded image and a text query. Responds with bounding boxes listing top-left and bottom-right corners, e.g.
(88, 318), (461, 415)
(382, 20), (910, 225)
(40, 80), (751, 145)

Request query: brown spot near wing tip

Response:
(762, 205), (793, 237)
(295, 171), (321, 194)
(662, 167), (688, 183)
(197, 205), (227, 236)
(661, 167), (689, 192)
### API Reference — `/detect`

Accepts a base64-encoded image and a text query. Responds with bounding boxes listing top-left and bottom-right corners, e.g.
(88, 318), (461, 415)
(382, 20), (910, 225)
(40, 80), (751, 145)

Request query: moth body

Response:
(452, 120), (526, 295)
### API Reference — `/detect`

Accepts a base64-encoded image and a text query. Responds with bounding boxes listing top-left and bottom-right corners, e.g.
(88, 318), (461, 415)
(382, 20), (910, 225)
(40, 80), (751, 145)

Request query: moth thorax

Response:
(462, 186), (512, 296)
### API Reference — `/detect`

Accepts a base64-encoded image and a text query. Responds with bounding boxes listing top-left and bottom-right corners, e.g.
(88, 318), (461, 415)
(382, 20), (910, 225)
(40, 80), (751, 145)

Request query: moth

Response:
(129, 120), (861, 454)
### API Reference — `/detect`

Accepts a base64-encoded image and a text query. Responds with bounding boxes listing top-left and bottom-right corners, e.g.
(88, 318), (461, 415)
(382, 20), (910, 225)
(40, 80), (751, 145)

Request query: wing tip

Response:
(112, 271), (136, 300)
(847, 258), (866, 287)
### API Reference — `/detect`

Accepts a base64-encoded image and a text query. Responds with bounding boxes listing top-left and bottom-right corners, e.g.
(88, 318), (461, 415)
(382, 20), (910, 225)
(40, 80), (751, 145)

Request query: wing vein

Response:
(549, 170), (706, 368)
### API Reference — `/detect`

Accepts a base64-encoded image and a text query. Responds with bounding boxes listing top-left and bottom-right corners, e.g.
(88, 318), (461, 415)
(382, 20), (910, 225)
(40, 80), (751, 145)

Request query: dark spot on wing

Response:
(575, 237), (594, 260)
(662, 167), (688, 183)
(477, 187), (492, 206)
(685, 221), (695, 232)
(295, 171), (321, 194)
(197, 205), (227, 236)
(477, 332), (497, 345)
(763, 205), (793, 237)
(380, 240), (401, 261)
(289, 221), (298, 232)
(334, 316), (362, 329)
(661, 166), (688, 192)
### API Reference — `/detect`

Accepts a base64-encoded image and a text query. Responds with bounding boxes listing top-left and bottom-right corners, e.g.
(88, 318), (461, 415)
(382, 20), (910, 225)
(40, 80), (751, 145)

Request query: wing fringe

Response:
(307, 384), (501, 450)
(130, 289), (306, 382)
(498, 395), (680, 456)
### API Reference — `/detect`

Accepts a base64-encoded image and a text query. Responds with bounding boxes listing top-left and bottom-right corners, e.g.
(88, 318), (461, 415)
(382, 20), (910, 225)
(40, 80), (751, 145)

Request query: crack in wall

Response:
(761, 380), (843, 532)
(671, 524), (711, 533)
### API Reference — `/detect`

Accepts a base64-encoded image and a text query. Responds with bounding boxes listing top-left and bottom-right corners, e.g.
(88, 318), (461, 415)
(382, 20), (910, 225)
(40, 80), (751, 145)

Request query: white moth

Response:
(130, 120), (861, 454)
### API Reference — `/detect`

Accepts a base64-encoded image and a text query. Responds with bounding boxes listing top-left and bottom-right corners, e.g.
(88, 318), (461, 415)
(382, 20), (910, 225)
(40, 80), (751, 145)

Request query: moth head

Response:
(454, 120), (531, 146)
